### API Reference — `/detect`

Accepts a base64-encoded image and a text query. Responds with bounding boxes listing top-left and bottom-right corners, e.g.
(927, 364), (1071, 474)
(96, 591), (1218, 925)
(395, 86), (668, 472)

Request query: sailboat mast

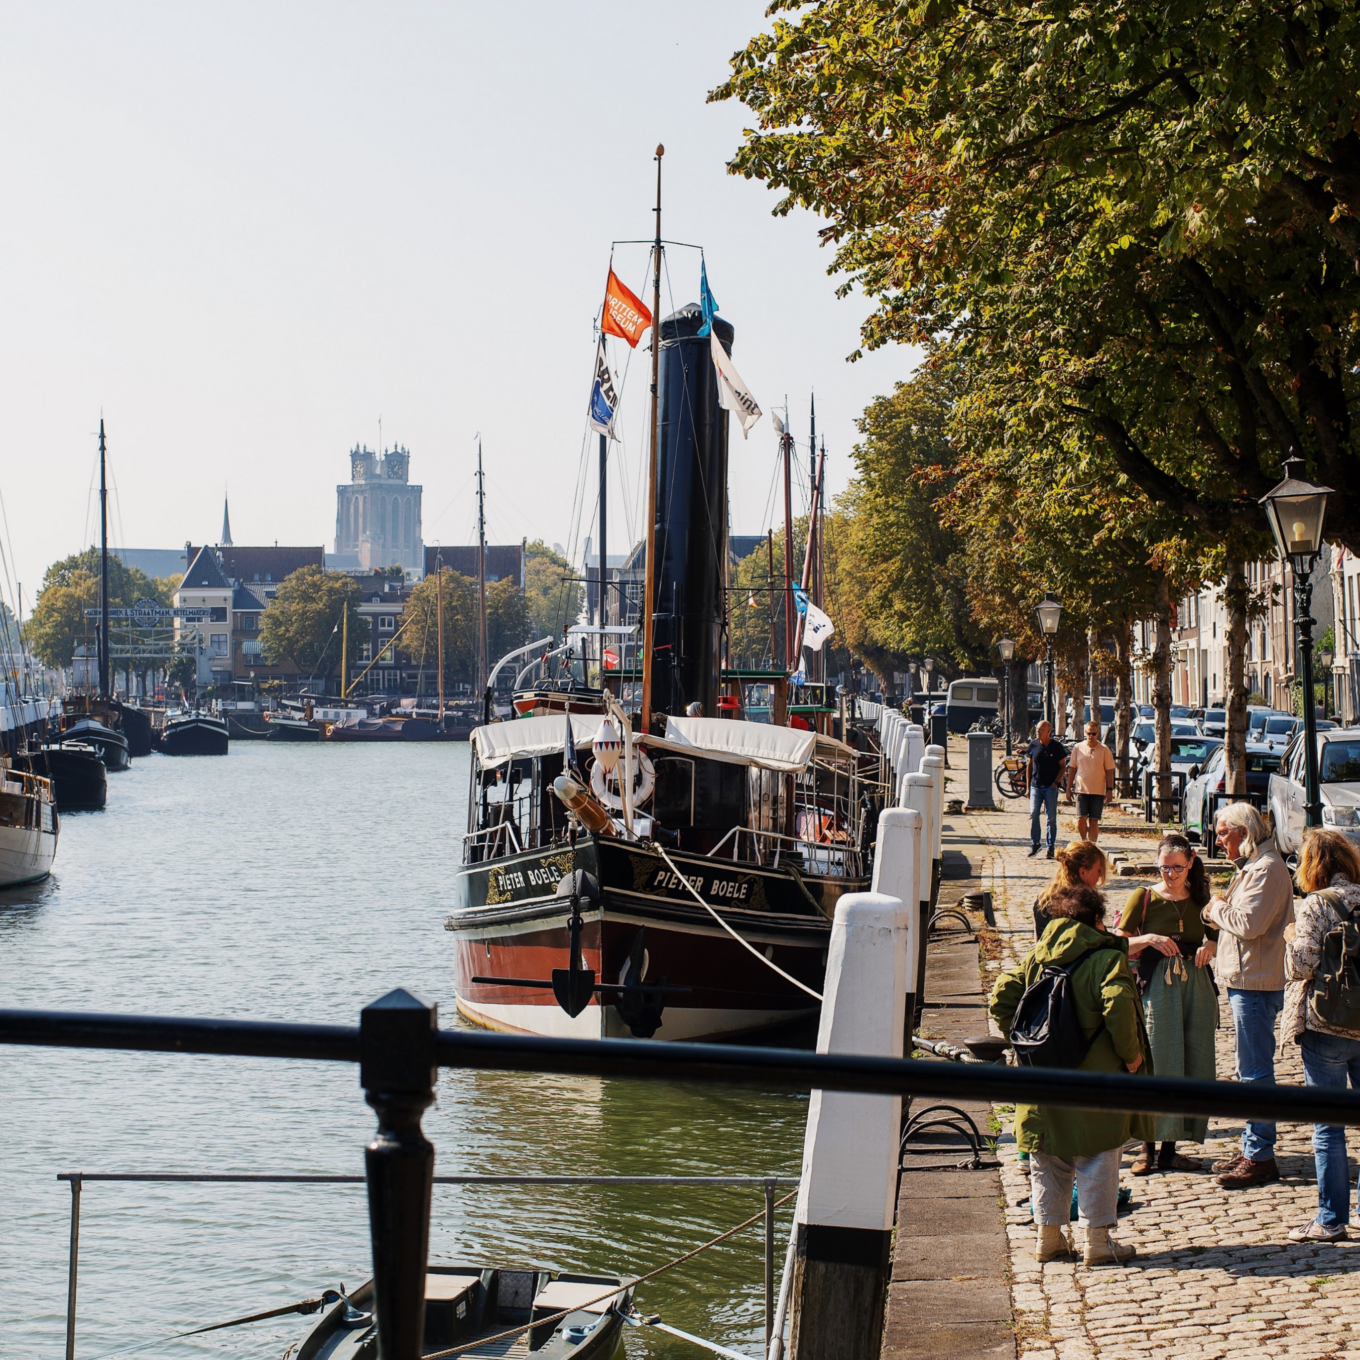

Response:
(790, 442), (828, 662)
(340, 600), (349, 698)
(436, 549), (445, 722)
(98, 418), (110, 701)
(477, 441), (488, 693)
(597, 430), (607, 673)
(781, 415), (794, 669)
(640, 144), (664, 732)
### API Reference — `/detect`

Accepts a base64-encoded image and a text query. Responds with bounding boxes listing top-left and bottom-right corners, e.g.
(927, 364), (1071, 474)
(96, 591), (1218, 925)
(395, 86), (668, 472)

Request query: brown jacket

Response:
(1203, 836), (1293, 991)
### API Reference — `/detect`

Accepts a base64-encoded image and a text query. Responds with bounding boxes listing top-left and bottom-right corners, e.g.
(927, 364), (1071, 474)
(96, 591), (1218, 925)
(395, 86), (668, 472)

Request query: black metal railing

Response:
(11, 995), (1360, 1360)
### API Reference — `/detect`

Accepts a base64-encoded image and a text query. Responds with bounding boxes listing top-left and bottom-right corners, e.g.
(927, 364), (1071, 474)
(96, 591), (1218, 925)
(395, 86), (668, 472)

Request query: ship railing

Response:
(9, 1002), (1360, 1360)
(1, 767), (52, 800)
(462, 820), (524, 860)
(707, 826), (861, 878)
(55, 1169), (798, 1360)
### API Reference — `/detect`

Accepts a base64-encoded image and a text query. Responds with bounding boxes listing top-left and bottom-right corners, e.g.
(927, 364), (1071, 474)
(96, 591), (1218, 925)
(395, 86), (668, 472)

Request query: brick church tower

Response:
(335, 444), (424, 576)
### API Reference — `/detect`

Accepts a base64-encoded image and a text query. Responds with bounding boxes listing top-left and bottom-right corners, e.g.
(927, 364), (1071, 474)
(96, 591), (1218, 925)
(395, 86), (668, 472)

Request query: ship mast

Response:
(436, 548), (445, 723)
(98, 418), (110, 701)
(640, 144), (663, 732)
(476, 440), (488, 694)
(781, 407), (795, 670)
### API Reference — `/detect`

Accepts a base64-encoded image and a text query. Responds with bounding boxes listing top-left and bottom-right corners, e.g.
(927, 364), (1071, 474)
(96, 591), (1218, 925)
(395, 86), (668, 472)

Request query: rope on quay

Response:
(423, 1188), (799, 1360)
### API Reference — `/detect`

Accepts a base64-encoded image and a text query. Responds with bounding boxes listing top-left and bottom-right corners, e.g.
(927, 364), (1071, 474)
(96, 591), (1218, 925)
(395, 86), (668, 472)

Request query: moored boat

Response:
(159, 711), (230, 756)
(62, 717), (131, 772)
(14, 742), (107, 811)
(296, 1265), (632, 1360)
(0, 760), (58, 887)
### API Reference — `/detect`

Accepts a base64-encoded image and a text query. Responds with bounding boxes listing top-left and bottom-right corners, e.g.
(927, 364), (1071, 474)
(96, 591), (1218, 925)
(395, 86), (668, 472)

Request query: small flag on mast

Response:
(601, 269), (652, 348)
(696, 259), (719, 337)
(587, 337), (618, 437)
(792, 584), (835, 651)
(710, 331), (763, 438)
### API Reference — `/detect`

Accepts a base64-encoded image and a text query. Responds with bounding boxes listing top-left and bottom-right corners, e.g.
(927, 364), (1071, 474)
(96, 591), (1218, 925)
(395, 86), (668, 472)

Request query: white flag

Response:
(802, 599), (836, 652)
(710, 331), (762, 437)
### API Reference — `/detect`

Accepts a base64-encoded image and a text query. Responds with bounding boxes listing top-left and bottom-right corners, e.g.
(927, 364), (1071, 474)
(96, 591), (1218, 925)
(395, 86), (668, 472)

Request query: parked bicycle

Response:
(995, 754), (1028, 800)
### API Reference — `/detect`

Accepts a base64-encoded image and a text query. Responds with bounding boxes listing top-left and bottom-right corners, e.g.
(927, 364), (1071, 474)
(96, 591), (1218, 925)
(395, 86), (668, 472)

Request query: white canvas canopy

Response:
(653, 716), (817, 772)
(471, 712), (605, 768)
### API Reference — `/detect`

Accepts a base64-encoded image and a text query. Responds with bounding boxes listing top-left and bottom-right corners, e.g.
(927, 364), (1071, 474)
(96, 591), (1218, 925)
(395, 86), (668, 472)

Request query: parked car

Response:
(1133, 736), (1223, 801)
(1131, 719), (1201, 749)
(1202, 708), (1226, 737)
(1248, 708), (1292, 739)
(1267, 728), (1360, 857)
(1183, 742), (1283, 852)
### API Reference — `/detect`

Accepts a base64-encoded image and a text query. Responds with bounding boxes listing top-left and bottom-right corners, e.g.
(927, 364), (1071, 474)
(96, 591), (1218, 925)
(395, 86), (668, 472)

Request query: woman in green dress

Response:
(1113, 832), (1217, 1174)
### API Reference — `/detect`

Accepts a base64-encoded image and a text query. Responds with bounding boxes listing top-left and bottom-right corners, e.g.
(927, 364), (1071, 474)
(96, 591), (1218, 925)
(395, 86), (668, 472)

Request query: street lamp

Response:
(1261, 456), (1333, 827)
(923, 657), (934, 694)
(1035, 593), (1063, 728)
(998, 637), (1016, 755)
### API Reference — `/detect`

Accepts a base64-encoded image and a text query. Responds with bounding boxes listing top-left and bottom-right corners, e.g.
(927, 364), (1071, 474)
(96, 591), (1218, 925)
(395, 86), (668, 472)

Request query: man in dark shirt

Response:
(1027, 720), (1068, 859)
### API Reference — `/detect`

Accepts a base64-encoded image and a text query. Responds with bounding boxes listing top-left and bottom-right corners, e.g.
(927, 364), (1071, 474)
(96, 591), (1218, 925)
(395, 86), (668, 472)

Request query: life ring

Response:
(591, 748), (655, 809)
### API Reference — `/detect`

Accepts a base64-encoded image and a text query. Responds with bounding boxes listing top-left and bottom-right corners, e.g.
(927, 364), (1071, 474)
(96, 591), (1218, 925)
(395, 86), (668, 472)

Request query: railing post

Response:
(872, 807), (922, 1050)
(65, 1175), (81, 1360)
(764, 1178), (776, 1352)
(361, 989), (437, 1360)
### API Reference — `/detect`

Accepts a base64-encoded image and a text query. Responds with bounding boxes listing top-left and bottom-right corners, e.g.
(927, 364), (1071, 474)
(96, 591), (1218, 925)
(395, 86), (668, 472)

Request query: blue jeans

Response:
(1030, 783), (1059, 850)
(1300, 1030), (1360, 1227)
(1228, 988), (1285, 1160)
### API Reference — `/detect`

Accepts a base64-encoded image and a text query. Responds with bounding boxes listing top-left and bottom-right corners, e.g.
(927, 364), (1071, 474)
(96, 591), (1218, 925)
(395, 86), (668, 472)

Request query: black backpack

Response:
(1308, 889), (1360, 1034)
(1009, 946), (1112, 1069)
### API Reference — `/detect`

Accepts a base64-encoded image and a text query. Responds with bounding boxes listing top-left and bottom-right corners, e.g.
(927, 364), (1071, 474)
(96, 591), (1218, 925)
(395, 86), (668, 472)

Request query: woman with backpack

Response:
(1282, 829), (1360, 1243)
(990, 883), (1152, 1266)
(1112, 833), (1218, 1175)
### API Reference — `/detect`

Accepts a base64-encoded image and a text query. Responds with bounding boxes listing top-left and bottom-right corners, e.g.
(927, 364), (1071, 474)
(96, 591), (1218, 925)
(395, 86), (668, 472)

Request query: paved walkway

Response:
(959, 776), (1360, 1360)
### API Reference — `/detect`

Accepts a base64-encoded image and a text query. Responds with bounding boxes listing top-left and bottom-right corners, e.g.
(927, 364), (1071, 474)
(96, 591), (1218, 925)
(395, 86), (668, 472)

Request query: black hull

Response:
(266, 720), (320, 742)
(14, 747), (107, 812)
(160, 718), (229, 756)
(67, 725), (130, 772)
(112, 703), (154, 758)
(449, 835), (862, 1040)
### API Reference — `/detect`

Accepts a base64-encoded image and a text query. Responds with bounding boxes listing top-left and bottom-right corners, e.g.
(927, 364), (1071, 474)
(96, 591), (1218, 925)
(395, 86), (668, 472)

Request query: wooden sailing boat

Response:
(446, 151), (876, 1041)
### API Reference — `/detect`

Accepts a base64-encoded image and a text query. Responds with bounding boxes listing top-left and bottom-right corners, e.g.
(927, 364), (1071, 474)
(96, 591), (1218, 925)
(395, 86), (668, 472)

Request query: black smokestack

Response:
(651, 305), (733, 719)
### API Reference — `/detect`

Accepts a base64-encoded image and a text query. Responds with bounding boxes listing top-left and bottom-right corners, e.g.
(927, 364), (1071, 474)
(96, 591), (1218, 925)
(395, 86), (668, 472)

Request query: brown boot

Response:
(1130, 1142), (1157, 1176)
(1216, 1157), (1280, 1189)
(1211, 1151), (1247, 1174)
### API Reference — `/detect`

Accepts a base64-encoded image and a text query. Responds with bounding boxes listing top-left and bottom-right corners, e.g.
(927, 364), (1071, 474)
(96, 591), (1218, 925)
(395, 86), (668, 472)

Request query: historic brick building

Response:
(334, 445), (424, 577)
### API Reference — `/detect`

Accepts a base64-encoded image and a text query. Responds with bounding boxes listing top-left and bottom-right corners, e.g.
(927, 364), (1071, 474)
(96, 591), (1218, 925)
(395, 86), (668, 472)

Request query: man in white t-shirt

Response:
(1066, 720), (1116, 842)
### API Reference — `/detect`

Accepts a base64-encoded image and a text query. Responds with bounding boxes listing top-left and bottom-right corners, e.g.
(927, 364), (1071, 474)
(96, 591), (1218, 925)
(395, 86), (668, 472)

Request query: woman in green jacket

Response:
(990, 884), (1153, 1266)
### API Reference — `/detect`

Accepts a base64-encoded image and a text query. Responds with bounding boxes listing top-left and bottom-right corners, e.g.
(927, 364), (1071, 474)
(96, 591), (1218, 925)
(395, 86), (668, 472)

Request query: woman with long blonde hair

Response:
(1033, 841), (1109, 939)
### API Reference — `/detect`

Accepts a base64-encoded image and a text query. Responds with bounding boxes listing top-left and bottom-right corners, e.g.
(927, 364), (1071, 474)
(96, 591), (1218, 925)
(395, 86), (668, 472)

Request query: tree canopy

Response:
(523, 540), (583, 644)
(259, 567), (370, 678)
(400, 570), (531, 686)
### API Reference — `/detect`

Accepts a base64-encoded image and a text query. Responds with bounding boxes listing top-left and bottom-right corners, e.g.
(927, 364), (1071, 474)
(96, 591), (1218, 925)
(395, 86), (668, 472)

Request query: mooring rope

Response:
(423, 1187), (799, 1360)
(82, 1296), (325, 1359)
(654, 843), (823, 1002)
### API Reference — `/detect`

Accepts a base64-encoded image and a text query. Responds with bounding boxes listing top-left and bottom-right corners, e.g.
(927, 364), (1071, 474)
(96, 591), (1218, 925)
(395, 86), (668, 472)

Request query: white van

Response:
(943, 678), (1001, 733)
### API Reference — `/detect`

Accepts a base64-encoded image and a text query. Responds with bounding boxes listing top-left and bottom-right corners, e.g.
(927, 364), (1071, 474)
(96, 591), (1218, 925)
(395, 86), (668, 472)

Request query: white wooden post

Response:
(872, 808), (922, 1051)
(900, 773), (935, 1029)
(921, 752), (945, 909)
(789, 891), (909, 1360)
(904, 723), (924, 779)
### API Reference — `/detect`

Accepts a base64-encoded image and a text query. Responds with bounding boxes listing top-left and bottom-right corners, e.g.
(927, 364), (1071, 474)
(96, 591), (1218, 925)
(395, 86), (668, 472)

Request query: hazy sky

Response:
(0, 2), (917, 606)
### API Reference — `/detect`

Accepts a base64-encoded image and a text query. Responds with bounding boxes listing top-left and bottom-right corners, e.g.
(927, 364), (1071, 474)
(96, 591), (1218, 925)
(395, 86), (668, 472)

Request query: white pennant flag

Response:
(802, 599), (836, 652)
(710, 331), (763, 438)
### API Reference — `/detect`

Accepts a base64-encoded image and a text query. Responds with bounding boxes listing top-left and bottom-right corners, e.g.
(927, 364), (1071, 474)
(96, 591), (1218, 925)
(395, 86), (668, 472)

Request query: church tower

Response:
(335, 444), (424, 576)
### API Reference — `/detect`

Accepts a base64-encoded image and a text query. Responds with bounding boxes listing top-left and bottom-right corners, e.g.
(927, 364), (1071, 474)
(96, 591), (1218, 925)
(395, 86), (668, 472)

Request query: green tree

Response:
(401, 571), (531, 687)
(27, 548), (176, 668)
(523, 540), (581, 644)
(260, 567), (369, 678)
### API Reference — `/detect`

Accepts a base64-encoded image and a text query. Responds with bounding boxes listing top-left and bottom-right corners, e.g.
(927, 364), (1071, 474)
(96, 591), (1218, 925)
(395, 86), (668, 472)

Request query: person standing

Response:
(1027, 720), (1068, 860)
(1201, 802), (1293, 1189)
(1032, 841), (1109, 939)
(1113, 833), (1217, 1174)
(990, 884), (1151, 1265)
(1282, 830), (1360, 1241)
(1066, 720), (1116, 842)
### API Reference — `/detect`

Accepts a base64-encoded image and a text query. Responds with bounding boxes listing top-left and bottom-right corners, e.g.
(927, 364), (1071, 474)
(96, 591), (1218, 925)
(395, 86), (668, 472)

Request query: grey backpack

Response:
(1308, 889), (1360, 1033)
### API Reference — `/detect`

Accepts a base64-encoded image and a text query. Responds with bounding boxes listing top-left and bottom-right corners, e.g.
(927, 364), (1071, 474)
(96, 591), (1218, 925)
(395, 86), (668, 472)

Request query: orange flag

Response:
(601, 269), (652, 348)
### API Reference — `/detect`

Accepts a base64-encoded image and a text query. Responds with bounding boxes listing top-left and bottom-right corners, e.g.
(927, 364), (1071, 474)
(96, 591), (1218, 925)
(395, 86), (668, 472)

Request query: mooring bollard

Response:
(361, 988), (438, 1360)
(900, 772), (935, 1027)
(871, 808), (922, 1051)
(904, 722), (924, 781)
(789, 892), (909, 1360)
(921, 750), (946, 910)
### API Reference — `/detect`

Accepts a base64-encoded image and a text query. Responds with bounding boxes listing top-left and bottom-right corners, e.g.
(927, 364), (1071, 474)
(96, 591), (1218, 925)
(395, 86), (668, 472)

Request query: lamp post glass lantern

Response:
(998, 637), (1016, 755)
(1260, 457), (1332, 827)
(1035, 595), (1062, 729)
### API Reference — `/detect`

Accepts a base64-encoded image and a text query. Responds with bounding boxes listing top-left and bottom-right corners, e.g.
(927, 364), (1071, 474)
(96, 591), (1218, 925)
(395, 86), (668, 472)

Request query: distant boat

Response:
(0, 760), (58, 887)
(158, 712), (229, 756)
(294, 1264), (633, 1360)
(265, 713), (321, 742)
(14, 742), (107, 812)
(61, 717), (131, 772)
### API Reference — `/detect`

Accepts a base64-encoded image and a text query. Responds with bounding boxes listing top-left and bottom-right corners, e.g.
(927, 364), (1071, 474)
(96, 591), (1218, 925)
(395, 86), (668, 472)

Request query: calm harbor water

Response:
(0, 742), (805, 1360)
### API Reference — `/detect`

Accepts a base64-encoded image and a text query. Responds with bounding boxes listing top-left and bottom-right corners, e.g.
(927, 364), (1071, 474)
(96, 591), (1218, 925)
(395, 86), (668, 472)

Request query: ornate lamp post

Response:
(1035, 594), (1063, 728)
(908, 660), (918, 704)
(1260, 457), (1333, 828)
(923, 656), (934, 695)
(998, 637), (1016, 755)
(1320, 647), (1334, 718)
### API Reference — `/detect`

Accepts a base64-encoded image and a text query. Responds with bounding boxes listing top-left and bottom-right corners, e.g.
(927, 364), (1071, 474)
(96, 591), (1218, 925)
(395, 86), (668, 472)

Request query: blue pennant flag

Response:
(696, 259), (719, 337)
(792, 584), (809, 618)
(587, 336), (618, 437)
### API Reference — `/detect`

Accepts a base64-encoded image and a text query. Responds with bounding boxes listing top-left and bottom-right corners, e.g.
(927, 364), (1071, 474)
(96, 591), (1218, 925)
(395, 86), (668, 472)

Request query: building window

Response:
(210, 634), (229, 657)
(379, 616), (396, 631)
(209, 606), (227, 623)
(241, 639), (263, 659)
(360, 644), (372, 663)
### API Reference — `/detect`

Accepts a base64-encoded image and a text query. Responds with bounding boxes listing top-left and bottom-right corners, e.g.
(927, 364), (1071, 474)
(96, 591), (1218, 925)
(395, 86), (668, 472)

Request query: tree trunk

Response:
(1151, 573), (1173, 817)
(1113, 621), (1133, 797)
(1224, 559), (1250, 797)
(1088, 629), (1102, 730)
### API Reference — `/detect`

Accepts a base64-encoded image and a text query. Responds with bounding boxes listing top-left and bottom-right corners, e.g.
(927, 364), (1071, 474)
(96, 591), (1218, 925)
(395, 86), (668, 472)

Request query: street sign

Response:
(84, 605), (210, 622)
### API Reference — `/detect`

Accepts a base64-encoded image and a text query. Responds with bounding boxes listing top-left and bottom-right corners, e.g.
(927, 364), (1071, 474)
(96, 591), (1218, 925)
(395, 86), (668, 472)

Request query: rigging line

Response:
(80, 1296), (326, 1360)
(652, 842), (824, 1001)
(424, 1188), (800, 1360)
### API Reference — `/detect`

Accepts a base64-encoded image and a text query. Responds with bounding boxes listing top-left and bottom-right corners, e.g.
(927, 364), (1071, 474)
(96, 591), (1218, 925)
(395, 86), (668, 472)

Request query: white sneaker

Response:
(1287, 1219), (1347, 1243)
